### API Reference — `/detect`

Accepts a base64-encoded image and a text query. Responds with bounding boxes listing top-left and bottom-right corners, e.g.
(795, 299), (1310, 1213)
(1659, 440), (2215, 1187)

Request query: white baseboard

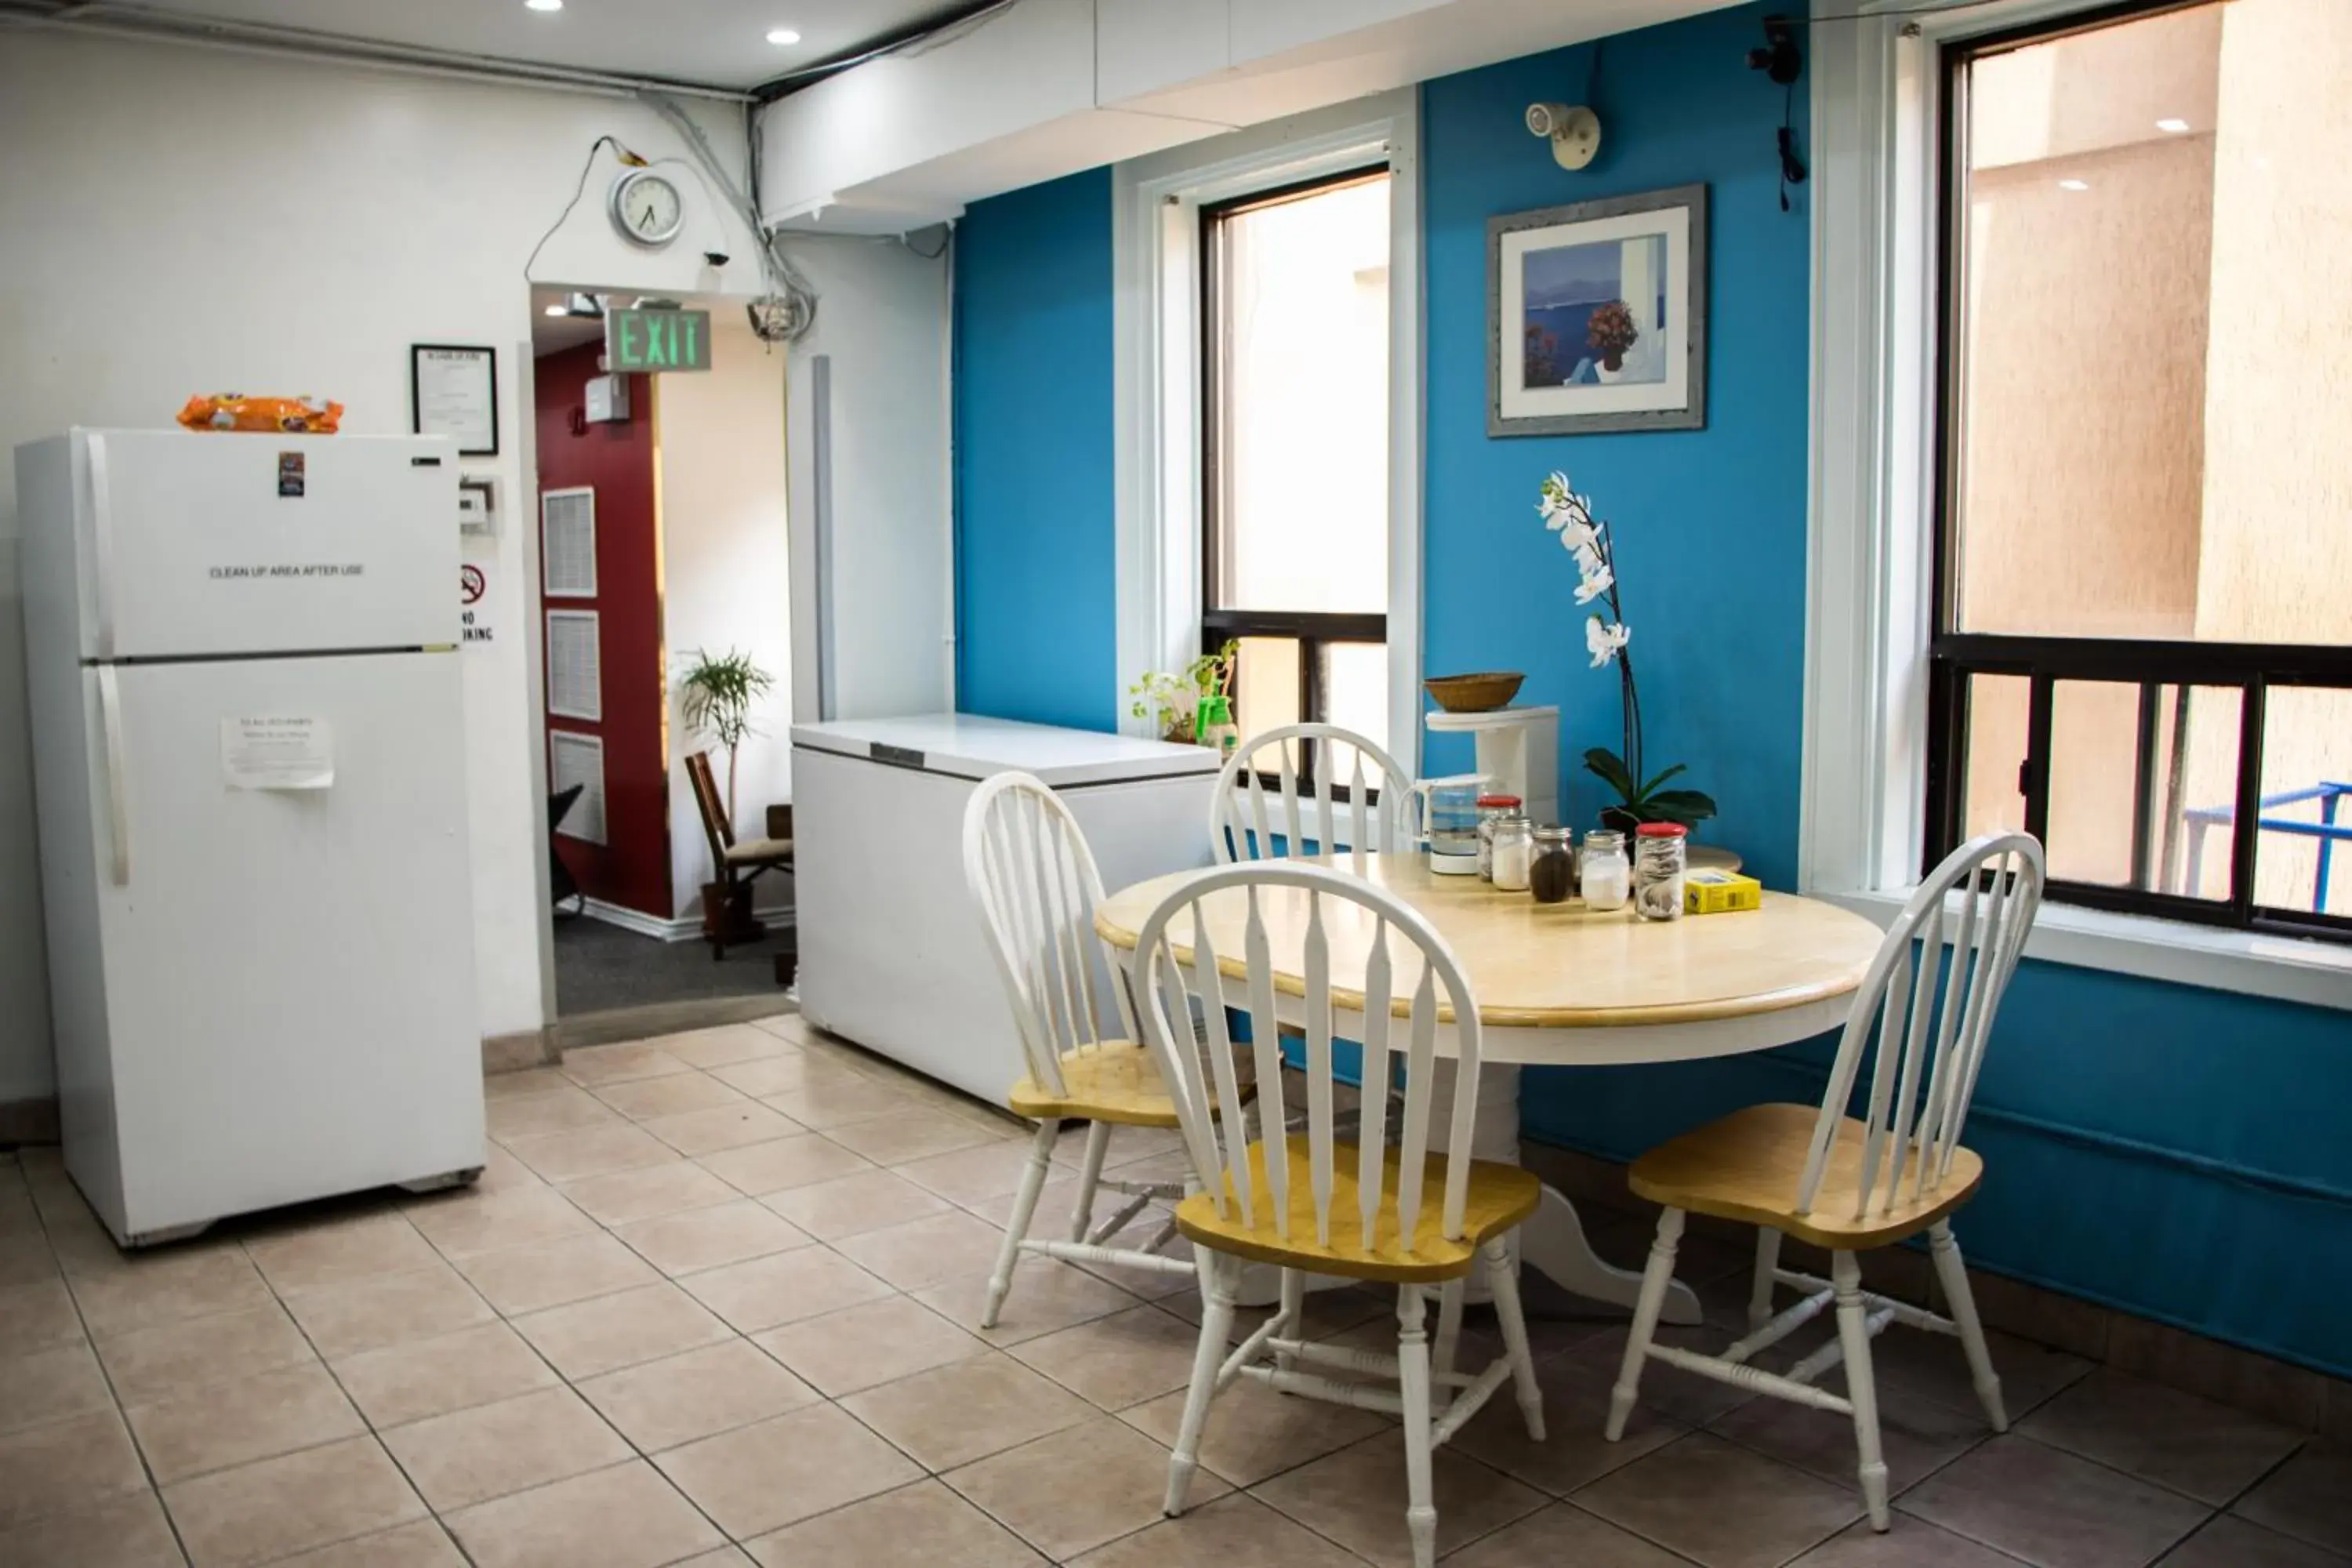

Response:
(579, 898), (798, 944)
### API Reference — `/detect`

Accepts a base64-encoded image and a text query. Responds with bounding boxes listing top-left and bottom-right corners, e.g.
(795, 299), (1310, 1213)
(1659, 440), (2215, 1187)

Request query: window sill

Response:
(1820, 889), (2352, 1014)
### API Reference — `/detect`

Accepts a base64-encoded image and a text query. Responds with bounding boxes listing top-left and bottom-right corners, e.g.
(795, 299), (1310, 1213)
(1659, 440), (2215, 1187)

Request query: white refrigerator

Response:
(16, 430), (484, 1247)
(792, 714), (1221, 1105)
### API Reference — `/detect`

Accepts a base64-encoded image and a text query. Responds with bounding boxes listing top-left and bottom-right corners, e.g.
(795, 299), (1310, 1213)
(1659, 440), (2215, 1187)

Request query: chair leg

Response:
(1929, 1220), (2008, 1432)
(1167, 1251), (1236, 1517)
(1396, 1283), (1438, 1568)
(1275, 1268), (1305, 1373)
(1483, 1237), (1545, 1441)
(1606, 1207), (1683, 1441)
(1832, 1250), (1891, 1530)
(1069, 1120), (1112, 1243)
(1432, 1276), (1466, 1410)
(1749, 1227), (1784, 1333)
(983, 1118), (1058, 1330)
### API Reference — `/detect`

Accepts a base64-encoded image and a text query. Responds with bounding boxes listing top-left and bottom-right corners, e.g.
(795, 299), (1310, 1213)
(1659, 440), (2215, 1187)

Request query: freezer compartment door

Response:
(94, 652), (481, 1237)
(79, 430), (458, 659)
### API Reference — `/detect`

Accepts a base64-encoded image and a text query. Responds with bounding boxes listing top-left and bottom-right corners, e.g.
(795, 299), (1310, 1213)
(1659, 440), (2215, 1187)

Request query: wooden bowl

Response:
(1423, 672), (1525, 713)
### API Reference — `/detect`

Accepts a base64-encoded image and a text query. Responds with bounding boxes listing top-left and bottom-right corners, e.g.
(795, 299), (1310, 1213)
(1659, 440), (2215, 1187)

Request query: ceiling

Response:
(27, 0), (981, 92)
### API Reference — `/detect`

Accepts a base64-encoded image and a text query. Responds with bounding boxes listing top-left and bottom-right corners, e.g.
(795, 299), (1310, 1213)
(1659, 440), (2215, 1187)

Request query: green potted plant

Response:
(1127, 640), (1238, 744)
(678, 648), (775, 938)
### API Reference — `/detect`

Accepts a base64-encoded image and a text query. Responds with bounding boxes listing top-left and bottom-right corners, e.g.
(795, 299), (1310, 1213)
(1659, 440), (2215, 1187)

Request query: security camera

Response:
(1526, 102), (1602, 171)
(703, 249), (731, 267)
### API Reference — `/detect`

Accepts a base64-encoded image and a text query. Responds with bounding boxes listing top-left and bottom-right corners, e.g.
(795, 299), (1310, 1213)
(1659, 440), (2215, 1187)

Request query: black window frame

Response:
(1200, 164), (1392, 791)
(1926, 0), (2352, 942)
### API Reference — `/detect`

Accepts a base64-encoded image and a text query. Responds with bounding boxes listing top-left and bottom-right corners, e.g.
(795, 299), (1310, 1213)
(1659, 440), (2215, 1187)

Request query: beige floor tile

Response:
(455, 1231), (663, 1316)
(641, 1103), (806, 1157)
(1785, 1515), (2031, 1566)
(442, 1459), (725, 1568)
(502, 1123), (678, 1184)
(1120, 1374), (1393, 1489)
(754, 1294), (991, 1397)
(2020, 1367), (2305, 1507)
(485, 1067), (570, 1100)
(163, 1434), (425, 1567)
(2236, 1445), (2352, 1558)
(823, 1111), (1003, 1167)
(678, 1245), (895, 1334)
(615, 1200), (811, 1276)
(657, 1402), (923, 1538)
(593, 1070), (750, 1122)
(699, 1134), (875, 1196)
(916, 1258), (1145, 1347)
(760, 1168), (954, 1241)
(2161, 1514), (2352, 1568)
(0, 1277), (84, 1355)
(844, 1353), (1095, 1472)
(747, 1478), (1043, 1567)
(0, 1408), (150, 1530)
(244, 1210), (442, 1296)
(0, 1486), (185, 1568)
(331, 1321), (562, 1428)
(1250, 1429), (1542, 1568)
(833, 1209), (1010, 1293)
(1438, 1500), (1693, 1566)
(1871, 1321), (2092, 1423)
(757, 1076), (917, 1131)
(404, 1184), (594, 1258)
(1573, 1432), (1862, 1568)
(708, 1054), (823, 1098)
(561, 1160), (742, 1227)
(0, 1338), (115, 1436)
(271, 1517), (470, 1566)
(96, 1300), (317, 1407)
(658, 1023), (798, 1070)
(1550, 1320), (1762, 1429)
(961, 1176), (1080, 1232)
(559, 1041), (695, 1087)
(1711, 1367), (1988, 1497)
(380, 1385), (632, 1512)
(127, 1359), (365, 1484)
(576, 1338), (819, 1453)
(1066, 1490), (1359, 1568)
(750, 1011), (810, 1044)
(673, 1549), (757, 1567)
(896, 1139), (1054, 1206)
(485, 1085), (621, 1141)
(1446, 1343), (1682, 1497)
(64, 1245), (275, 1341)
(1009, 1303), (1208, 1412)
(512, 1280), (735, 1380)
(1900, 1433), (2210, 1568)
(0, 1226), (60, 1290)
(280, 1260), (495, 1359)
(946, 1415), (1229, 1562)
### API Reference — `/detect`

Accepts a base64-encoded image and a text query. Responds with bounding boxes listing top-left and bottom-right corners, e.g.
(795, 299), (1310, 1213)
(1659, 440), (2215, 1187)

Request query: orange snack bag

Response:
(176, 394), (344, 434)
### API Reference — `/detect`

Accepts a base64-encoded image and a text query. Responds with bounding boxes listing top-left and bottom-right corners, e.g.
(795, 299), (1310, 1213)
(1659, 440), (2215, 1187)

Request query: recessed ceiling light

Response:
(543, 304), (565, 316)
(525, 0), (561, 13)
(765, 26), (801, 45)
(2156, 118), (2190, 133)
(2058, 177), (2089, 191)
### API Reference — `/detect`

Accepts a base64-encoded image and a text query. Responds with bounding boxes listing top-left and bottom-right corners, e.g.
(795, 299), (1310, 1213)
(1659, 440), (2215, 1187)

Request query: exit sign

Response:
(605, 308), (711, 373)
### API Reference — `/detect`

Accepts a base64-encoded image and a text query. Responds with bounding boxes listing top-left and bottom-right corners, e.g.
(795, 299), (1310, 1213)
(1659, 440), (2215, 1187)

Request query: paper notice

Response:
(221, 717), (335, 790)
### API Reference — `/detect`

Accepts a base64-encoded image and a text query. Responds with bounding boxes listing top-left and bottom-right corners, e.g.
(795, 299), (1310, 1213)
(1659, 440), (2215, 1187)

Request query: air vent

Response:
(549, 731), (607, 845)
(541, 488), (597, 598)
(546, 610), (601, 721)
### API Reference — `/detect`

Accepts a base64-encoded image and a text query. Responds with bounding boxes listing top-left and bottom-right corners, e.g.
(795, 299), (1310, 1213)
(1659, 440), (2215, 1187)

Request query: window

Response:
(1200, 167), (1392, 774)
(1926, 0), (2352, 941)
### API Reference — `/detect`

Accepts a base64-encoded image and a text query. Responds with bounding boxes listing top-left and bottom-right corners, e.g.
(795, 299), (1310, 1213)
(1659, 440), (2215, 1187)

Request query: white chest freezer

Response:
(791, 714), (1221, 1106)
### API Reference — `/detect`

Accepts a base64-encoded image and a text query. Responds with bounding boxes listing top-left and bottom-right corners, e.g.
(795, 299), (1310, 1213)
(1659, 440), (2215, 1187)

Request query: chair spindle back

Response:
(1210, 723), (1416, 876)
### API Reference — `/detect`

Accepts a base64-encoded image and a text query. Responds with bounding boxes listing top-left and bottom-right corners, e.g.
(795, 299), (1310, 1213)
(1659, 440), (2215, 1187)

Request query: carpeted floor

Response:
(553, 912), (793, 1016)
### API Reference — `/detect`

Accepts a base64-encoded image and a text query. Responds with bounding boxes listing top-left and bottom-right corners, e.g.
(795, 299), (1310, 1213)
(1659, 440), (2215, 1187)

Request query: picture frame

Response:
(1487, 183), (1708, 436)
(409, 343), (499, 457)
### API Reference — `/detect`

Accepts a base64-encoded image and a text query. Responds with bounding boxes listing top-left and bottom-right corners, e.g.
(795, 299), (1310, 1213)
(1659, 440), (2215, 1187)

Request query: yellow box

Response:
(1684, 868), (1762, 915)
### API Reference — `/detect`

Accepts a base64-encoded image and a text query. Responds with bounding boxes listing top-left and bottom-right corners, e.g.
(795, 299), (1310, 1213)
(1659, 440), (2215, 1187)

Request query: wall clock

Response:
(609, 168), (684, 249)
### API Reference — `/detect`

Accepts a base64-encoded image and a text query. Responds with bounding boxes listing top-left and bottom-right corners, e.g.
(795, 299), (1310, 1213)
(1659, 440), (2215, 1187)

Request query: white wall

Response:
(656, 314), (794, 918)
(0, 28), (771, 1102)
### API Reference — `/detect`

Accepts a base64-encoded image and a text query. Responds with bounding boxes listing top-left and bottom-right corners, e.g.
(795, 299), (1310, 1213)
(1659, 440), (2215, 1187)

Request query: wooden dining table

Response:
(1094, 851), (1886, 1325)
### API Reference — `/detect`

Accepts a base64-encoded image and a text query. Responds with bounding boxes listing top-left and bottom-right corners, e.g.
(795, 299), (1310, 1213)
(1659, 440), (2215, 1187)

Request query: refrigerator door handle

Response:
(98, 665), (129, 886)
(88, 431), (118, 661)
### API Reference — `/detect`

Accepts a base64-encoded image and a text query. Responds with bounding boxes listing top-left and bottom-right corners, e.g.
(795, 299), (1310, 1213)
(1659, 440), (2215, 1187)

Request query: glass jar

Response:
(1580, 829), (1630, 911)
(1490, 817), (1534, 892)
(1475, 793), (1523, 881)
(1634, 822), (1689, 921)
(1530, 825), (1576, 904)
(1423, 780), (1484, 877)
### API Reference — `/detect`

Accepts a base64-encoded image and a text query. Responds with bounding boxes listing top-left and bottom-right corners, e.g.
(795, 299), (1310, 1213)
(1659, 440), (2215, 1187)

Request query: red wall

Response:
(535, 344), (670, 919)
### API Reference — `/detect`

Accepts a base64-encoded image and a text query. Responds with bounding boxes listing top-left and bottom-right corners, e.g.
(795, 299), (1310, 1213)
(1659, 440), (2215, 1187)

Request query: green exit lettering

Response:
(605, 308), (712, 374)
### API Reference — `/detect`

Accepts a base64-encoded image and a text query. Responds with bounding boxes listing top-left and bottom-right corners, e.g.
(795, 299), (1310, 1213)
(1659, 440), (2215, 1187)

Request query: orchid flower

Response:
(1574, 564), (1615, 605)
(1585, 614), (1631, 668)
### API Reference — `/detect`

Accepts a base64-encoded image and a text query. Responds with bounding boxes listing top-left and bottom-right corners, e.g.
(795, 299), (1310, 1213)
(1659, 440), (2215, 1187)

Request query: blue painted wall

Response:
(949, 3), (2352, 1380)
(953, 167), (1120, 730)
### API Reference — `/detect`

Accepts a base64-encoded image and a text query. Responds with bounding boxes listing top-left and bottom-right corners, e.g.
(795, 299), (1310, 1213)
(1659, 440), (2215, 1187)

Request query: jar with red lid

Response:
(1633, 822), (1688, 921)
(1475, 793), (1523, 882)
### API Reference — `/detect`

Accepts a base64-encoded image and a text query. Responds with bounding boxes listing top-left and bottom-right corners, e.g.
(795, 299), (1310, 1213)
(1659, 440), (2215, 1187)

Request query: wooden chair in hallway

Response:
(1131, 861), (1546, 1568)
(961, 771), (1200, 1328)
(1210, 722), (1416, 870)
(1604, 831), (2045, 1531)
(684, 750), (793, 960)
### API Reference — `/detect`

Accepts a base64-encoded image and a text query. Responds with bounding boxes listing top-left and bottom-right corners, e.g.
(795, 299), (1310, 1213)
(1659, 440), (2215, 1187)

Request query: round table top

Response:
(1094, 853), (1883, 1033)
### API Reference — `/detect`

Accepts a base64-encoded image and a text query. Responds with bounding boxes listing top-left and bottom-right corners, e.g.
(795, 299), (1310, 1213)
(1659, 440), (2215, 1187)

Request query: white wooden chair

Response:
(1604, 831), (2045, 1530)
(1131, 861), (1545, 1568)
(1210, 722), (1416, 872)
(963, 771), (1199, 1328)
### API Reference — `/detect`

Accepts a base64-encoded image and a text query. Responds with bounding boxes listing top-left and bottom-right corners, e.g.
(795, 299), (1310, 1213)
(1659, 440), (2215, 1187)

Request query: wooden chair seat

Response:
(723, 836), (794, 868)
(1177, 1134), (1542, 1283)
(1007, 1041), (1185, 1127)
(1630, 1102), (1985, 1251)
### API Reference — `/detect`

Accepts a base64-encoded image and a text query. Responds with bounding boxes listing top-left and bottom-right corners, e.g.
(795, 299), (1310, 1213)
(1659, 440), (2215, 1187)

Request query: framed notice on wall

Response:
(410, 343), (499, 456)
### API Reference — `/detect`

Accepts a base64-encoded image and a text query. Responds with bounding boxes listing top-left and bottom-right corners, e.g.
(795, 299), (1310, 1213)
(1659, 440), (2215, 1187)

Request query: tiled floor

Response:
(2, 1011), (2347, 1567)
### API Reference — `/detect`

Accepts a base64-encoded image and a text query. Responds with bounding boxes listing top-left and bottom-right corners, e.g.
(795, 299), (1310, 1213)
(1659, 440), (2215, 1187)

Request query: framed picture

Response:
(1487, 183), (1708, 436)
(410, 343), (499, 456)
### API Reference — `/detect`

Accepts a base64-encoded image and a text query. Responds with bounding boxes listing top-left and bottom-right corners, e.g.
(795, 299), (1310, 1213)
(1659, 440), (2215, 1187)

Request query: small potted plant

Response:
(1128, 640), (1237, 744)
(678, 648), (775, 936)
(1586, 300), (1639, 380)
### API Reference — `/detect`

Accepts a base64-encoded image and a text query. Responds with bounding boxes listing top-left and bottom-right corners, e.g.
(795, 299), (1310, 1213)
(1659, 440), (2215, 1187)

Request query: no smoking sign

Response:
(459, 564), (493, 645)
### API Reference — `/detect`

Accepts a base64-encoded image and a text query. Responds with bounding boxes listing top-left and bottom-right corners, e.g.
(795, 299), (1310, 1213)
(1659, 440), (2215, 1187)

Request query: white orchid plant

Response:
(1538, 471), (1716, 830)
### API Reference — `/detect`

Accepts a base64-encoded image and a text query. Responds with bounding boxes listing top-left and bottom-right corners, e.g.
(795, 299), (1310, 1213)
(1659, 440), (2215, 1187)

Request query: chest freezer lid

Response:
(791, 713), (1224, 787)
